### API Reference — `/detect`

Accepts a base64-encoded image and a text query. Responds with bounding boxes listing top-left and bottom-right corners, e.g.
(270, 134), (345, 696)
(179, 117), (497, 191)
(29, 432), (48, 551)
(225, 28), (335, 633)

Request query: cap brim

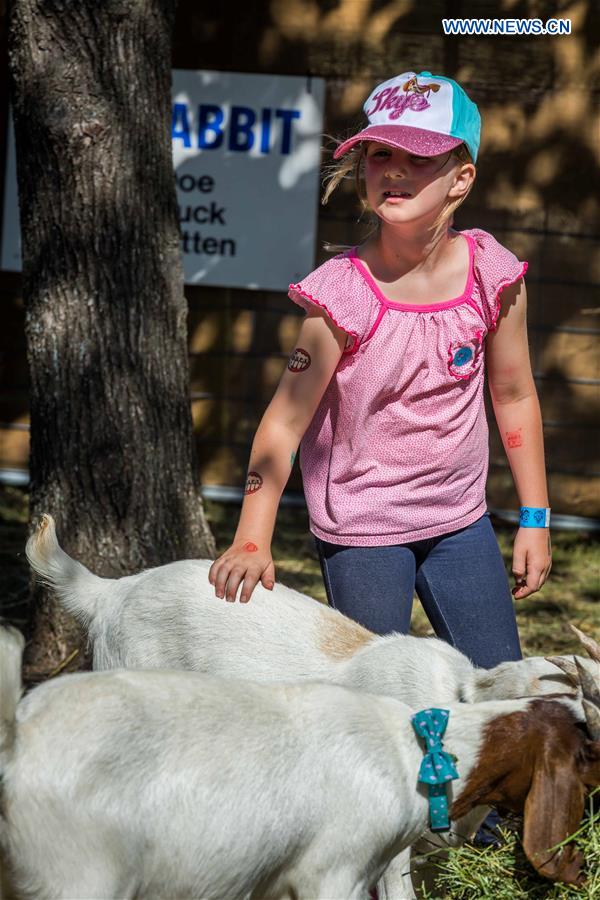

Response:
(333, 125), (464, 159)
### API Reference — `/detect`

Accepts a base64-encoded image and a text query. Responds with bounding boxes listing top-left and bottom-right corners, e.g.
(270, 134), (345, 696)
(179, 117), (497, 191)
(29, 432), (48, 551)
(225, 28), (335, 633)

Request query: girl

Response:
(208, 71), (552, 669)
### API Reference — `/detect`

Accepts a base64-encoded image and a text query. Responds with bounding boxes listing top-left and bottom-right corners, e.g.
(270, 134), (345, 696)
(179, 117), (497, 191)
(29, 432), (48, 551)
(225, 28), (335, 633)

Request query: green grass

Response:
(421, 792), (600, 900)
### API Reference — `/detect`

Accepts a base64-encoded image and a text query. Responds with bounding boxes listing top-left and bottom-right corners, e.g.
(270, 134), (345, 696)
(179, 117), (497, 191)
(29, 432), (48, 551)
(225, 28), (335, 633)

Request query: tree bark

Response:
(8, 0), (216, 679)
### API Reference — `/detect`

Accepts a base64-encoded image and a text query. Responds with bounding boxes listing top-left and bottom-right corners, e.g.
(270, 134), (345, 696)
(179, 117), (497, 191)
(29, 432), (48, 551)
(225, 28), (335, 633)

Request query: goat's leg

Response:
(295, 874), (371, 900)
(377, 848), (417, 900)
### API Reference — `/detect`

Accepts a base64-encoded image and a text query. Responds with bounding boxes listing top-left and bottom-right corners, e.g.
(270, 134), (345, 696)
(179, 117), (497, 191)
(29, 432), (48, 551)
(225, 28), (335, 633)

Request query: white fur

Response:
(1, 625), (547, 900)
(22, 517), (587, 898)
(25, 517), (582, 707)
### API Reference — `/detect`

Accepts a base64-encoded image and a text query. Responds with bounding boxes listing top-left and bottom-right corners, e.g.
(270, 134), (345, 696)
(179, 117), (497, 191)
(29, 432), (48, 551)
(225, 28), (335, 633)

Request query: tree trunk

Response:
(8, 0), (216, 679)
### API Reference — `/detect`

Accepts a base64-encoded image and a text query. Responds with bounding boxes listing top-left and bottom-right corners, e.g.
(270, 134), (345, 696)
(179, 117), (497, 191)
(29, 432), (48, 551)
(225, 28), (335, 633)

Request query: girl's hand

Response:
(208, 543), (275, 604)
(511, 527), (552, 599)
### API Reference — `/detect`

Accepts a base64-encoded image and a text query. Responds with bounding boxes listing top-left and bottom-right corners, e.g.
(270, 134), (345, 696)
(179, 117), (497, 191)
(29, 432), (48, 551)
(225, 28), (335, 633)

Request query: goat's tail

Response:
(25, 514), (109, 626)
(0, 625), (24, 772)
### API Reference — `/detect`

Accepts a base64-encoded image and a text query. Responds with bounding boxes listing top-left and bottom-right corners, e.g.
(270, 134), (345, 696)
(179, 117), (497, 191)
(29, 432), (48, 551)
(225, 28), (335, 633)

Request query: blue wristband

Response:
(519, 507), (550, 528)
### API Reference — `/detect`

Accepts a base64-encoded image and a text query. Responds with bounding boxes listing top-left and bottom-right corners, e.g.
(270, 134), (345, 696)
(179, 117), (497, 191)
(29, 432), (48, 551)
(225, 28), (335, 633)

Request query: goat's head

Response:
(451, 631), (600, 885)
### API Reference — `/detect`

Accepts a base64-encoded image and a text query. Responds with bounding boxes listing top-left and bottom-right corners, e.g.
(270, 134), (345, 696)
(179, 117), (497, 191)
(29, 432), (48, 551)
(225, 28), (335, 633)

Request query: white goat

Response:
(25, 515), (600, 898)
(1, 626), (599, 900)
(26, 516), (600, 900)
(25, 514), (588, 707)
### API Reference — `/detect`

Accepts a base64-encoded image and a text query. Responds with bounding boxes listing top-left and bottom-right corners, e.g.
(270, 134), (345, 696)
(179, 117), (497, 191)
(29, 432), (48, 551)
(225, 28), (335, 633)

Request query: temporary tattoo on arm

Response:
(506, 428), (523, 449)
(290, 451), (296, 468)
(245, 471), (263, 494)
(288, 347), (311, 373)
(243, 541), (258, 552)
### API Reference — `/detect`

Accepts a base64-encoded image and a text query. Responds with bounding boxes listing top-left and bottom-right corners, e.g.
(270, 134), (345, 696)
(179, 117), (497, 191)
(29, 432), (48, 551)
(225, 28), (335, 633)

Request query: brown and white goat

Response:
(24, 514), (600, 898)
(0, 626), (599, 900)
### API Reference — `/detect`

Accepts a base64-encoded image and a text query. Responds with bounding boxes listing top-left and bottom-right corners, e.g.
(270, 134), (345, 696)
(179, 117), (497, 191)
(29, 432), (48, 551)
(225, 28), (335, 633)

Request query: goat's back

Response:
(95, 559), (372, 681)
(343, 632), (477, 707)
(99, 558), (477, 707)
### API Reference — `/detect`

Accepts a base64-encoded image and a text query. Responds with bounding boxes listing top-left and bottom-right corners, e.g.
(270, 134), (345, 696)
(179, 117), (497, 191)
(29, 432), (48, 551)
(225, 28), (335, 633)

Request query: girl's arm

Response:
(486, 278), (552, 599)
(208, 308), (347, 603)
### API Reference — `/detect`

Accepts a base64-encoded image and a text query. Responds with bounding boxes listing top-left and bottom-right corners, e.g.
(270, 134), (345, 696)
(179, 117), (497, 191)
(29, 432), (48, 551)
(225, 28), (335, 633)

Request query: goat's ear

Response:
(521, 742), (586, 885)
(579, 739), (600, 786)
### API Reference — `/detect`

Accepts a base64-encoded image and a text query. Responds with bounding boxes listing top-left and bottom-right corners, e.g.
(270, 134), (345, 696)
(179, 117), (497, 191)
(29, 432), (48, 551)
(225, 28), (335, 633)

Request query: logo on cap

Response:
(367, 77), (442, 121)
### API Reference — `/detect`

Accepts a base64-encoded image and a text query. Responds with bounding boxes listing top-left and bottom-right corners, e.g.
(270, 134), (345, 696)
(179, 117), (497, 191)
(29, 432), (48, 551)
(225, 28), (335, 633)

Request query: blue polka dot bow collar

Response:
(412, 708), (459, 832)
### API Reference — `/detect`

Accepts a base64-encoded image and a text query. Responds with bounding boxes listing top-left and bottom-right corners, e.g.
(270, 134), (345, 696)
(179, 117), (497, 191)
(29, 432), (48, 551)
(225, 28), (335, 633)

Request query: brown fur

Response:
(451, 700), (600, 885)
(317, 608), (374, 660)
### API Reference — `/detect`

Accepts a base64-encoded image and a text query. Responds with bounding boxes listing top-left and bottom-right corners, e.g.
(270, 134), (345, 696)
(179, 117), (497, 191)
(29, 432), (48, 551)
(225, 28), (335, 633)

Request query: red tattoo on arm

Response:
(288, 347), (311, 373)
(245, 471), (263, 494)
(243, 542), (258, 552)
(507, 429), (523, 449)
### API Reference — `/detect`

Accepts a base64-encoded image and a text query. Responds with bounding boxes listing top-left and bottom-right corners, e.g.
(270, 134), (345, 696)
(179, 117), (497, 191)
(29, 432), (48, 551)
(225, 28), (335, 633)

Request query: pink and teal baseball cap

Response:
(334, 71), (481, 162)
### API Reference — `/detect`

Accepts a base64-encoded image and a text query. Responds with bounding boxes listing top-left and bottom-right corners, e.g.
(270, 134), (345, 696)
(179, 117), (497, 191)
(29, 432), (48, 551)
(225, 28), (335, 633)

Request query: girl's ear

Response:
(448, 162), (476, 199)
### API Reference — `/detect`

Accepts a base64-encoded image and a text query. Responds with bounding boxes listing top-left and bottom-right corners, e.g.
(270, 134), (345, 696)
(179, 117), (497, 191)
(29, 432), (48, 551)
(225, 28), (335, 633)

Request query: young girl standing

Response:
(209, 71), (552, 669)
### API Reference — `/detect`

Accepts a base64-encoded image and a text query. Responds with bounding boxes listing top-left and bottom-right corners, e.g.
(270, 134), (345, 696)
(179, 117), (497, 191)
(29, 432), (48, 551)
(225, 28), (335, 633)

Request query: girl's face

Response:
(363, 142), (474, 229)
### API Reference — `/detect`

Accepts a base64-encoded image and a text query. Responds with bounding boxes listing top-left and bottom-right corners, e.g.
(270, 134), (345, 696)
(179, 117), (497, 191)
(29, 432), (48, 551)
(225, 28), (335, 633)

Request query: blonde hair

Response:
(321, 139), (475, 244)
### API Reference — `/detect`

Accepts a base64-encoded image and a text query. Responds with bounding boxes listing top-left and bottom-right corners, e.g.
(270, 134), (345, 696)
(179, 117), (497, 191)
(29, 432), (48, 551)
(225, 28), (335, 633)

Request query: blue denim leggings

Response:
(315, 514), (522, 669)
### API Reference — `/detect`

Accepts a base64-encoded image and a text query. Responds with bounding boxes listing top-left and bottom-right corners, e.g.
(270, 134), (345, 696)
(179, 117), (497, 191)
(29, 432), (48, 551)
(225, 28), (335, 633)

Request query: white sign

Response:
(173, 70), (325, 289)
(2, 70), (326, 291)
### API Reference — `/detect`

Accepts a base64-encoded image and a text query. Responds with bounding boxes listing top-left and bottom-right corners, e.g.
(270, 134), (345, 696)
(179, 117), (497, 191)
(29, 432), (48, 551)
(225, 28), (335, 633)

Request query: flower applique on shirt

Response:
(447, 332), (484, 380)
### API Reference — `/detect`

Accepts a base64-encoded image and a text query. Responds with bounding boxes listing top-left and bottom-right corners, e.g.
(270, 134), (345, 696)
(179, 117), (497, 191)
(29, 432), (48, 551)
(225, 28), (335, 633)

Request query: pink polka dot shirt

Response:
(288, 228), (528, 546)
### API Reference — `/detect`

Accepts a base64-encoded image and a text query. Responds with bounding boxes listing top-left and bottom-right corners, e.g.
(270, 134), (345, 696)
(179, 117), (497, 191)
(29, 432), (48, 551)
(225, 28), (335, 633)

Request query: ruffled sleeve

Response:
(288, 254), (378, 354)
(468, 228), (528, 331)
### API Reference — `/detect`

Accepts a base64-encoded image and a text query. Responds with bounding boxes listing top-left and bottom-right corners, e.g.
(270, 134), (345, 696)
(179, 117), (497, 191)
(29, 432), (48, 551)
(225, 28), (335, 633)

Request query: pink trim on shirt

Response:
(363, 304), (387, 343)
(465, 296), (484, 320)
(288, 284), (361, 354)
(346, 234), (476, 312)
(488, 262), (529, 330)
